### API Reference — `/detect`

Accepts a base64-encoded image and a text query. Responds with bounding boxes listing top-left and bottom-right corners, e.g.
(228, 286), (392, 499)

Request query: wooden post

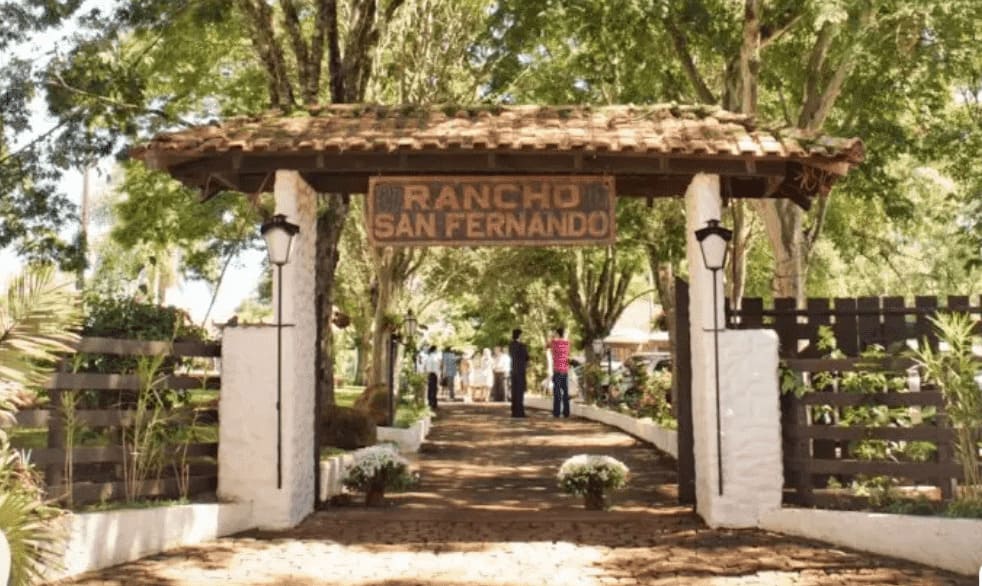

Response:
(674, 277), (695, 506)
(936, 401), (955, 501)
(791, 396), (814, 506)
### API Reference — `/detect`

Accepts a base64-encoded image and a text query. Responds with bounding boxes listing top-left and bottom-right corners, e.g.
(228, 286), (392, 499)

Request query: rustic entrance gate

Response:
(133, 104), (863, 529)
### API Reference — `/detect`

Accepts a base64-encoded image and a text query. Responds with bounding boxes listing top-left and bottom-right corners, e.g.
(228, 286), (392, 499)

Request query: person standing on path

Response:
(441, 346), (458, 401)
(491, 346), (508, 402)
(508, 328), (529, 418)
(425, 345), (441, 410)
(550, 327), (570, 418)
(458, 351), (471, 401)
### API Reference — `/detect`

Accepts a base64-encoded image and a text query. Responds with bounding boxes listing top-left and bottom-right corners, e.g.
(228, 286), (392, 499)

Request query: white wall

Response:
(684, 174), (782, 528)
(0, 530), (8, 586)
(44, 503), (253, 581)
(218, 171), (318, 530)
(523, 396), (678, 458)
(760, 508), (982, 576)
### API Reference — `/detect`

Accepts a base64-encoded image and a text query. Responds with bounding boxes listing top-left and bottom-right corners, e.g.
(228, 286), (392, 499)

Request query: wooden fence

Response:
(728, 296), (981, 508)
(15, 336), (221, 507)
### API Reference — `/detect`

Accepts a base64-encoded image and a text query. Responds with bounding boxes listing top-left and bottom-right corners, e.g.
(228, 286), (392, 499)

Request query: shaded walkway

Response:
(383, 402), (679, 513)
(61, 403), (971, 585)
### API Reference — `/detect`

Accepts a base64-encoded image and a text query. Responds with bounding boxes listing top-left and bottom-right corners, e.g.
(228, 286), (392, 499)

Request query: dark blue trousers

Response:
(552, 372), (569, 417)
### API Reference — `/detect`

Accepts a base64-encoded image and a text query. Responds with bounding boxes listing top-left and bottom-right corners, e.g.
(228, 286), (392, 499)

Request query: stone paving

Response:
(60, 402), (973, 585)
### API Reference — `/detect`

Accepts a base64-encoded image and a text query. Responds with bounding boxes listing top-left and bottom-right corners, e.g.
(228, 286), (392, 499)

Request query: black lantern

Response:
(388, 309), (418, 426)
(405, 309), (418, 340)
(694, 218), (732, 497)
(260, 214), (300, 266)
(260, 213), (299, 490)
(694, 219), (732, 271)
(591, 338), (612, 391)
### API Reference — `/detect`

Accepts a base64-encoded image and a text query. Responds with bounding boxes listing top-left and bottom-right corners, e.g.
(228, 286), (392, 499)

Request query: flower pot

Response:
(584, 489), (606, 510)
(365, 487), (386, 507)
(365, 473), (388, 507)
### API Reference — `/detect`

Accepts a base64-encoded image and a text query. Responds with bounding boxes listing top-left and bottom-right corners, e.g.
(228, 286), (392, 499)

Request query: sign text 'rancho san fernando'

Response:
(366, 175), (616, 247)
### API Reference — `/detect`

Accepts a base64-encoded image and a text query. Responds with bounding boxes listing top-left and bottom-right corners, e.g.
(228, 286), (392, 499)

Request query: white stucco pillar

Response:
(218, 171), (317, 529)
(0, 529), (10, 586)
(685, 173), (782, 528)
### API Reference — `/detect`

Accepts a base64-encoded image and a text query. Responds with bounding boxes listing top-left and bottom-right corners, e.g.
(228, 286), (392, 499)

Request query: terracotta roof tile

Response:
(131, 104), (864, 167)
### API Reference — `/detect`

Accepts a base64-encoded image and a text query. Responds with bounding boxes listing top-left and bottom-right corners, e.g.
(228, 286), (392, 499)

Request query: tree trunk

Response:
(728, 201), (753, 310)
(754, 199), (804, 304)
(316, 194), (350, 406)
(649, 258), (677, 410)
(352, 341), (367, 386)
(368, 263), (394, 388)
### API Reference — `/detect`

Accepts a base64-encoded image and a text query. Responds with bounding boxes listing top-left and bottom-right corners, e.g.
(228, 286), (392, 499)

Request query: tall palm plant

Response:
(915, 312), (982, 501)
(0, 265), (81, 391)
(0, 265), (80, 585)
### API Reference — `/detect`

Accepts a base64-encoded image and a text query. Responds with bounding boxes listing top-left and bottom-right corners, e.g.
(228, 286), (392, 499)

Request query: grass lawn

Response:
(335, 386), (364, 408)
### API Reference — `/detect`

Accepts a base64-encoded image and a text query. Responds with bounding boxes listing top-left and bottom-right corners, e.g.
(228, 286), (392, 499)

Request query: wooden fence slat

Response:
(792, 398), (813, 506)
(74, 337), (221, 358)
(832, 298), (859, 356)
(740, 297), (764, 328)
(856, 297), (881, 350)
(30, 442), (218, 466)
(44, 373), (220, 391)
(792, 391), (944, 408)
(15, 409), (219, 428)
(881, 297), (908, 351)
(786, 424), (950, 442)
(936, 404), (955, 500)
(773, 297), (799, 358)
(783, 357), (917, 372)
(801, 298), (831, 358)
(790, 458), (963, 478)
(914, 296), (939, 350)
(47, 475), (217, 506)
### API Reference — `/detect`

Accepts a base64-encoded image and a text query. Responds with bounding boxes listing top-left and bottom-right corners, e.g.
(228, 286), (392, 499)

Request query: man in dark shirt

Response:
(508, 328), (529, 418)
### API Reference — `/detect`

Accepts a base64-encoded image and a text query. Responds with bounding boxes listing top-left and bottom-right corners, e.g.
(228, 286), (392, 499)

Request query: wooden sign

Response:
(366, 175), (616, 247)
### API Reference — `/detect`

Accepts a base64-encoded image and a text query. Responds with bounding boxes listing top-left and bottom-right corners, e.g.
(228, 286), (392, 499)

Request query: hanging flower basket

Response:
(343, 445), (413, 507)
(557, 454), (629, 511)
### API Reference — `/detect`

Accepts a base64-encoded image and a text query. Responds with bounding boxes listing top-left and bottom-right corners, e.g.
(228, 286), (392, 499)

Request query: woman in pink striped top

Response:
(550, 327), (571, 418)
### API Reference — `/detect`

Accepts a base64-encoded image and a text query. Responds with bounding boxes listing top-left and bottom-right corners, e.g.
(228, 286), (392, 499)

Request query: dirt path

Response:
(59, 403), (972, 585)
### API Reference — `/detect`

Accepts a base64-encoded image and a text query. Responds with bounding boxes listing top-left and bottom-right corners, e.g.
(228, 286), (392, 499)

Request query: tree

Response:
(44, 0), (409, 404)
(0, 1), (87, 267)
(478, 0), (982, 303)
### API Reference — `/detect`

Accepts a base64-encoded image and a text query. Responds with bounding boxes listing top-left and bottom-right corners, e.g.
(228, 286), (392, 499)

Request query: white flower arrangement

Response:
(343, 444), (413, 492)
(557, 454), (629, 496)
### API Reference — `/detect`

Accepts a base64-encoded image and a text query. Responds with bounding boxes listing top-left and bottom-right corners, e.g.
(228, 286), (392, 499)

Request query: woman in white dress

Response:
(473, 348), (494, 402)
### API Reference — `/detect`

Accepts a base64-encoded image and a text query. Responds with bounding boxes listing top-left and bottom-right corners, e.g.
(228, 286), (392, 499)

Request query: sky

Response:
(1, 0), (265, 327)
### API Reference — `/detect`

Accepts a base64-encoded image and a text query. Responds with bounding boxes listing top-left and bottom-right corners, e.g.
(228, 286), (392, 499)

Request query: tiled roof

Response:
(132, 104), (864, 166)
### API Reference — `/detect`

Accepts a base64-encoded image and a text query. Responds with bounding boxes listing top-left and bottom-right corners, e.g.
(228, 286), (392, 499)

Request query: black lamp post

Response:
(260, 213), (299, 490)
(591, 337), (613, 397)
(389, 310), (418, 426)
(694, 218), (732, 497)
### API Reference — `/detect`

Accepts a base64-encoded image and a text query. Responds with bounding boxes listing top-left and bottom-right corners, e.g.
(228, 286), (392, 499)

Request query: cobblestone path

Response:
(61, 403), (973, 585)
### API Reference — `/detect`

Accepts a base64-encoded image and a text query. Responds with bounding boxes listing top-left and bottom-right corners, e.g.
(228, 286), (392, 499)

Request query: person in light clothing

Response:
(458, 351), (471, 401)
(424, 345), (441, 410)
(550, 327), (570, 418)
(473, 348), (494, 401)
(441, 346), (458, 400)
